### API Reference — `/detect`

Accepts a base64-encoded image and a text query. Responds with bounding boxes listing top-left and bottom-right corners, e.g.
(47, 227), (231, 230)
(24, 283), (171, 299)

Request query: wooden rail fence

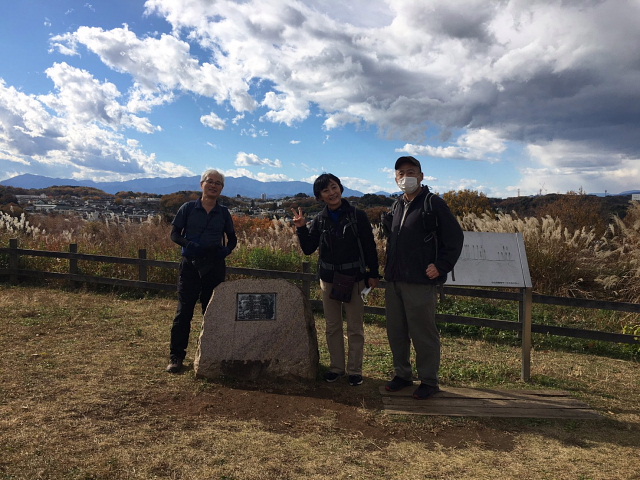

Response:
(1, 239), (638, 347)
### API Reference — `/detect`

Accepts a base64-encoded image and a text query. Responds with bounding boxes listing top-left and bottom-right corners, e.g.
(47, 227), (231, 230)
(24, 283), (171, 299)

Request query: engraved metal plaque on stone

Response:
(236, 293), (276, 321)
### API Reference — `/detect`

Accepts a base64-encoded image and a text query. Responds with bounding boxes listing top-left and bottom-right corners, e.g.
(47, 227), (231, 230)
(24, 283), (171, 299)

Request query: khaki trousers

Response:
(320, 279), (366, 375)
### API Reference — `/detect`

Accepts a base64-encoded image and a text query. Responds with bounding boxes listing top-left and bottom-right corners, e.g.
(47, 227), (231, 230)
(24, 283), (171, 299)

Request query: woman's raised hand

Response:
(291, 207), (306, 228)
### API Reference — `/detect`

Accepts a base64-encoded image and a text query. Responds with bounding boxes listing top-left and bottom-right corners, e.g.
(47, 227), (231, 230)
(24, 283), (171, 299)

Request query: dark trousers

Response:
(170, 257), (225, 360)
(385, 282), (440, 386)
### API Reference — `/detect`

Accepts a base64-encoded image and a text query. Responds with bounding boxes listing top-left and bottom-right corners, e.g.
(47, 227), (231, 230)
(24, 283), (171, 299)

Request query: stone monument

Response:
(194, 278), (319, 381)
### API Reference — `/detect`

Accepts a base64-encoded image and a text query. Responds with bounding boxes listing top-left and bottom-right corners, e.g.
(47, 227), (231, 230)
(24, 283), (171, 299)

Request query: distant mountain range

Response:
(0, 173), (390, 198)
(2, 173), (637, 199)
(596, 190), (640, 197)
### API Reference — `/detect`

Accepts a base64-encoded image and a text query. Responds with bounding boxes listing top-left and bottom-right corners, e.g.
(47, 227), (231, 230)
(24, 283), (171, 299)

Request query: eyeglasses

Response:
(204, 180), (223, 186)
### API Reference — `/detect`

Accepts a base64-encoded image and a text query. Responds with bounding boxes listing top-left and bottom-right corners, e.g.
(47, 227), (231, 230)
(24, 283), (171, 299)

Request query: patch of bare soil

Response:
(155, 374), (516, 451)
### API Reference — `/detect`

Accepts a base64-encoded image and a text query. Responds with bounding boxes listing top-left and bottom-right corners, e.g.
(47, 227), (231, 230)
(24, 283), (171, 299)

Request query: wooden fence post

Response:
(520, 286), (533, 382)
(302, 261), (310, 299)
(138, 249), (147, 282)
(9, 238), (18, 285)
(69, 243), (79, 289)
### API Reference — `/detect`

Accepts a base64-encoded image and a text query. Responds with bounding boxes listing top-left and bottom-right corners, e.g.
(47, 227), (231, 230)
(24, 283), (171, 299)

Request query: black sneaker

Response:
(412, 383), (440, 400)
(348, 374), (363, 386)
(385, 376), (413, 392)
(324, 371), (344, 383)
(166, 357), (183, 373)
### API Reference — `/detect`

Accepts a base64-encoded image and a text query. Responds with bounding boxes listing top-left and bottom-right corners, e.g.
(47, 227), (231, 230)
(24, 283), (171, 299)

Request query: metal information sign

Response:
(444, 231), (533, 381)
(446, 232), (532, 288)
(632, 193), (640, 202)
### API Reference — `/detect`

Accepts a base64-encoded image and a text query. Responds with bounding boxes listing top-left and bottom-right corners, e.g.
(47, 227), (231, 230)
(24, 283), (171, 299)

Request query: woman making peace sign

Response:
(292, 173), (380, 387)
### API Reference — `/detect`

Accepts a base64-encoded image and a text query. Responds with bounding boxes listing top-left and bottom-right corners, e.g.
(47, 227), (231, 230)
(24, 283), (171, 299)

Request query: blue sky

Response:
(1, 0), (639, 197)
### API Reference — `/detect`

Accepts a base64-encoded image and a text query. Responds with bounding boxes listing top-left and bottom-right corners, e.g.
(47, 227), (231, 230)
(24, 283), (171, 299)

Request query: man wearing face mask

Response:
(382, 156), (464, 399)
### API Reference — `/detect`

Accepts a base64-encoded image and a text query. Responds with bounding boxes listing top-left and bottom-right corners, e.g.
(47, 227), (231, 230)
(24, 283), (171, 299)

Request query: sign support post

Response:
(520, 287), (533, 381)
(447, 232), (533, 382)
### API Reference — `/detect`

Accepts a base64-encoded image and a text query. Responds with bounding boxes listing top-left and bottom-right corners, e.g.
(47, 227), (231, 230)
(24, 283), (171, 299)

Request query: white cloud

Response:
(240, 127), (268, 138)
(261, 91), (310, 126)
(447, 179), (490, 195)
(519, 140), (640, 195)
(200, 113), (226, 130)
(300, 174), (318, 184)
(39, 62), (159, 134)
(301, 0), (393, 28)
(0, 75), (190, 180)
(398, 129), (506, 162)
(299, 173), (388, 194)
(141, 0), (638, 156)
(234, 152), (282, 168)
(222, 167), (253, 178)
(299, 163), (318, 173)
(50, 24), (258, 113)
(339, 176), (386, 194)
(323, 112), (362, 131)
(254, 172), (292, 182)
(4, 0), (640, 190)
(222, 167), (292, 182)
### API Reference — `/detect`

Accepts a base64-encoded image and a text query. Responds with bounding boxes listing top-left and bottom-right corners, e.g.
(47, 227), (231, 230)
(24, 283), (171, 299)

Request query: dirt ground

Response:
(157, 363), (517, 452)
(2, 287), (638, 479)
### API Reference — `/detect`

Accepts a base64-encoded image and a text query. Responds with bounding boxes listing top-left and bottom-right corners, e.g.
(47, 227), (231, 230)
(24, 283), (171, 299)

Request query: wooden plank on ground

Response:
(379, 386), (602, 419)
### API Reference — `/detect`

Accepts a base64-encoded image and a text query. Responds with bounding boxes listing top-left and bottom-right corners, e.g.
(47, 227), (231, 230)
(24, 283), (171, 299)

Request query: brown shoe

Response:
(166, 357), (183, 373)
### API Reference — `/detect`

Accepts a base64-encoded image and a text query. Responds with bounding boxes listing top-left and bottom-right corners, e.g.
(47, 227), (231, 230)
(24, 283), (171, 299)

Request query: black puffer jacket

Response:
(384, 186), (464, 284)
(296, 199), (379, 284)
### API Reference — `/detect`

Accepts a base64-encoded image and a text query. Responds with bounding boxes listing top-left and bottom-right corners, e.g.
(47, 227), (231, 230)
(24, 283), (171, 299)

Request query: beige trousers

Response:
(320, 279), (366, 375)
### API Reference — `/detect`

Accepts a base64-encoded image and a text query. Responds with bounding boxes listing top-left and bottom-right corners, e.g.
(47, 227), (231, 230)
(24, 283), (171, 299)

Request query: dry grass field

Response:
(1, 285), (638, 480)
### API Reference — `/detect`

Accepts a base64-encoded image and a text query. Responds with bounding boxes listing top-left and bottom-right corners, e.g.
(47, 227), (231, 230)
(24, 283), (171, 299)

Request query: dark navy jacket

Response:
(172, 199), (237, 256)
(296, 199), (379, 283)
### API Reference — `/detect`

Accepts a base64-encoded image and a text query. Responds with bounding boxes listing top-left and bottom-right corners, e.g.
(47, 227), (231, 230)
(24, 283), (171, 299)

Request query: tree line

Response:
(1, 184), (636, 235)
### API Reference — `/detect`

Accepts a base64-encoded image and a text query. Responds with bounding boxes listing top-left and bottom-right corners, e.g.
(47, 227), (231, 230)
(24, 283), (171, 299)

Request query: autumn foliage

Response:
(443, 189), (493, 217)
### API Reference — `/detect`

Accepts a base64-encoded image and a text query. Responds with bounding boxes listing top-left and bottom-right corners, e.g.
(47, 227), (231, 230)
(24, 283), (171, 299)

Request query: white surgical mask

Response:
(397, 176), (420, 194)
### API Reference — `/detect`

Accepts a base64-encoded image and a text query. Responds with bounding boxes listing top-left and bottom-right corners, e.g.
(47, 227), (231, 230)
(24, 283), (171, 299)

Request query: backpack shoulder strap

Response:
(424, 191), (434, 212)
(179, 200), (197, 230)
(351, 207), (366, 274)
(391, 199), (400, 216)
(318, 210), (327, 233)
(184, 200), (197, 219)
(421, 191), (438, 233)
(349, 207), (359, 235)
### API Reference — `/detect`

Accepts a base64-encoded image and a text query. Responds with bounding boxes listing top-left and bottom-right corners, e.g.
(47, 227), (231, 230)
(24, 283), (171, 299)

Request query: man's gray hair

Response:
(201, 169), (225, 184)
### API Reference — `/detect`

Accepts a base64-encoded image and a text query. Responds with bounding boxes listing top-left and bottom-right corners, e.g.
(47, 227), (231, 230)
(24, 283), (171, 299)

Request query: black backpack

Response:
(317, 207), (366, 274)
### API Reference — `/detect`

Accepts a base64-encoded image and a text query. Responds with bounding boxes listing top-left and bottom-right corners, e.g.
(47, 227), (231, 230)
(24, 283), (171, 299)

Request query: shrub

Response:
(443, 189), (494, 217)
(536, 190), (609, 237)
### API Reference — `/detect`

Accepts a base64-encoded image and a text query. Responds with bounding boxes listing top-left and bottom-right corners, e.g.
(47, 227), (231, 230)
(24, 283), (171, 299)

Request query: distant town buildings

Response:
(15, 194), (163, 222)
(14, 194), (288, 221)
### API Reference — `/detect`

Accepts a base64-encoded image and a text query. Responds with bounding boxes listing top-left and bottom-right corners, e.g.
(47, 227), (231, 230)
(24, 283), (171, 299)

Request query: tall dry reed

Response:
(593, 202), (640, 303)
(458, 206), (640, 301)
(2, 205), (640, 303)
